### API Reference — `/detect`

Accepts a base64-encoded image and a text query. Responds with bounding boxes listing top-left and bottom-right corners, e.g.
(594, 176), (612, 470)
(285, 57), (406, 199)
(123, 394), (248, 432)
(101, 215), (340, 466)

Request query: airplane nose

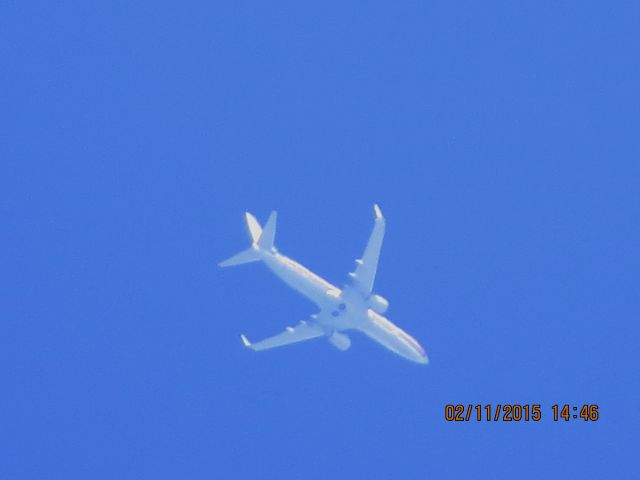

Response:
(414, 344), (428, 364)
(413, 345), (429, 364)
(399, 333), (429, 364)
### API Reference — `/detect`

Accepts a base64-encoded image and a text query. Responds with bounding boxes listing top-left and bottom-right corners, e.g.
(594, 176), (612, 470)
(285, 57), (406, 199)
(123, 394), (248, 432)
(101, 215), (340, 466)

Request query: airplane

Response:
(219, 204), (428, 364)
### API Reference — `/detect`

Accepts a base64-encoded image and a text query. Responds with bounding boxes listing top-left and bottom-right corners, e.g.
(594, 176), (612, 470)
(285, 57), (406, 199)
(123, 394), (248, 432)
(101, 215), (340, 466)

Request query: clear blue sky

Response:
(2, 1), (638, 478)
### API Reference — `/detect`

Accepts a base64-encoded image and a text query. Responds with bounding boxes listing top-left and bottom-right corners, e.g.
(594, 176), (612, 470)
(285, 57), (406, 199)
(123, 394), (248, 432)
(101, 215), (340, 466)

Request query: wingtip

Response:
(240, 334), (251, 348)
(373, 204), (383, 219)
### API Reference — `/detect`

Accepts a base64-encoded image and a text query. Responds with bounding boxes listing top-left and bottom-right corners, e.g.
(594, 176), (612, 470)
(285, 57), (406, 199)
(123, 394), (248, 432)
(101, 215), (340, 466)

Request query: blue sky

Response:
(2, 1), (639, 478)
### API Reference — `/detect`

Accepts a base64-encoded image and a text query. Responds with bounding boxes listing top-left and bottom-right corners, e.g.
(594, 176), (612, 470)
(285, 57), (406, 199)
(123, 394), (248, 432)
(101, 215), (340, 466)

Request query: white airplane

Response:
(219, 205), (428, 364)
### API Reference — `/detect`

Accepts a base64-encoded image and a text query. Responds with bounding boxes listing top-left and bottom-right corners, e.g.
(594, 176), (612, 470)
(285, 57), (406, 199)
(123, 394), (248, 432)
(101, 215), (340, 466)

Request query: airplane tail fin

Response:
(245, 212), (262, 244)
(218, 211), (277, 267)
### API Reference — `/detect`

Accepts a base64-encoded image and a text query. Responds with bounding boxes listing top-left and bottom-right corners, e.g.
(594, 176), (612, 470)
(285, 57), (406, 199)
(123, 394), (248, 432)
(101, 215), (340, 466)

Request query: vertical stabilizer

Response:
(245, 212), (262, 244)
(219, 210), (276, 267)
(218, 211), (265, 268)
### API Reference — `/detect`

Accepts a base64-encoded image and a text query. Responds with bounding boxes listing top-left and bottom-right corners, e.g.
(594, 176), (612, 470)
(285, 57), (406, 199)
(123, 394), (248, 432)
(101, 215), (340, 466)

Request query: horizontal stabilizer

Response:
(257, 211), (277, 251)
(219, 247), (261, 267)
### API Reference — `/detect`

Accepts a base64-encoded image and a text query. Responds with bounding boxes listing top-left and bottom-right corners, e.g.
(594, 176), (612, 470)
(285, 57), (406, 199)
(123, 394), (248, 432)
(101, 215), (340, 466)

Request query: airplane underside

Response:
(220, 205), (428, 365)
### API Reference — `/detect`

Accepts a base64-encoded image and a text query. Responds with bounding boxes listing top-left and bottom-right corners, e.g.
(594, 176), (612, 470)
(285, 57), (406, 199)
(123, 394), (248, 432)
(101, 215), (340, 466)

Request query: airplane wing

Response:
(240, 320), (325, 351)
(348, 204), (386, 295)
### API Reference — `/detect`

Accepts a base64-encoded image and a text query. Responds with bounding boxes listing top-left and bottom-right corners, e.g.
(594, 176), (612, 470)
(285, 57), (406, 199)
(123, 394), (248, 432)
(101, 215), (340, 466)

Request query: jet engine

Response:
(328, 331), (351, 351)
(368, 294), (389, 313)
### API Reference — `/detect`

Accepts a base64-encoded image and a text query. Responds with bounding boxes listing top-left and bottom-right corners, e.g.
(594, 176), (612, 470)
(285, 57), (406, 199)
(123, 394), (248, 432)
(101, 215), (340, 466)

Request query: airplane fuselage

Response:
(260, 246), (428, 364)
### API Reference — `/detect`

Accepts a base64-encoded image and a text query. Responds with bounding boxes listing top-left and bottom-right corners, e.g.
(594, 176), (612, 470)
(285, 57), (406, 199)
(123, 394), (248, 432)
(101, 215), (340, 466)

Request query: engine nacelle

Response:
(328, 331), (351, 351)
(368, 294), (389, 314)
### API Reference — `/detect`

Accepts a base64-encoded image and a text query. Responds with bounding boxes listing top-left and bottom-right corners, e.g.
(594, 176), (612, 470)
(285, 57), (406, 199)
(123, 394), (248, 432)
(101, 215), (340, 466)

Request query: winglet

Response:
(373, 203), (383, 220)
(240, 334), (252, 348)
